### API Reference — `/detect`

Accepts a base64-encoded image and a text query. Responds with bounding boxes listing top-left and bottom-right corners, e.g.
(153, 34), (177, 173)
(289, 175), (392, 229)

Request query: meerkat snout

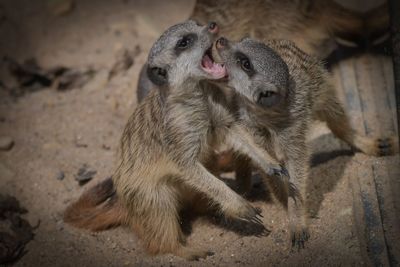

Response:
(216, 37), (228, 49)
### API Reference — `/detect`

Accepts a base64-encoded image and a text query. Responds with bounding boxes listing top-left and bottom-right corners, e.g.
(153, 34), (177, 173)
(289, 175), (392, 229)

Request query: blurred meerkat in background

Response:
(138, 0), (390, 100)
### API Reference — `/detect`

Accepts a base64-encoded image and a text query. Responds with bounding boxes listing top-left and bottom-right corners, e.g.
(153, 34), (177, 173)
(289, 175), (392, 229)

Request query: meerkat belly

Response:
(208, 98), (235, 145)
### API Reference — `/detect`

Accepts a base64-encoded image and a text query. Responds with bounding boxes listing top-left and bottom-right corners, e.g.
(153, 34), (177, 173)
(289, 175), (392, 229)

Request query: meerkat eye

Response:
(257, 91), (280, 107)
(176, 35), (193, 49)
(177, 38), (189, 48)
(235, 53), (253, 73)
(241, 58), (252, 71)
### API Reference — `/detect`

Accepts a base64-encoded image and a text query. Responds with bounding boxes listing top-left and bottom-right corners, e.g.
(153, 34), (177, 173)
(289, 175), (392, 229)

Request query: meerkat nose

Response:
(208, 22), (218, 34)
(216, 37), (227, 49)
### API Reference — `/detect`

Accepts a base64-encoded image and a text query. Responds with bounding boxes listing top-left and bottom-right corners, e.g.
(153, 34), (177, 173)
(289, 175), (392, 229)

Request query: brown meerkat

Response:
(191, 0), (368, 58)
(138, 0), (390, 103)
(65, 20), (291, 259)
(212, 36), (398, 248)
(135, 1), (385, 173)
(136, 1), (390, 177)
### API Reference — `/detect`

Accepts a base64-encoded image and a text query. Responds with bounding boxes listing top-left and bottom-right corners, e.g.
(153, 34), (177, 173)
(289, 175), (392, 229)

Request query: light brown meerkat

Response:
(212, 36), (398, 248)
(135, 0), (386, 173)
(64, 0), (392, 253)
(65, 20), (290, 259)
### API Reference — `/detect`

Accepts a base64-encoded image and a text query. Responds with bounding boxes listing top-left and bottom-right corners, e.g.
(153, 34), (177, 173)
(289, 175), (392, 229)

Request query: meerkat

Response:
(191, 0), (369, 58)
(212, 36), (398, 248)
(134, 1), (384, 172)
(65, 20), (291, 259)
(138, 0), (391, 104)
(135, 1), (389, 177)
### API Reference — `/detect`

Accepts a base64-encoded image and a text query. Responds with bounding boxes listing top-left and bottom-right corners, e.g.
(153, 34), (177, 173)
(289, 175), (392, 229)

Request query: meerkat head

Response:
(214, 37), (290, 109)
(146, 20), (227, 89)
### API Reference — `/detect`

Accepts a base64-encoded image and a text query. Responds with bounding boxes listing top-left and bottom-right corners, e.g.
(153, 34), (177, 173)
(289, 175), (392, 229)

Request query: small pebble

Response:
(56, 221), (64, 231)
(0, 136), (14, 151)
(74, 164), (96, 185)
(57, 171), (65, 180)
(102, 144), (111, 150)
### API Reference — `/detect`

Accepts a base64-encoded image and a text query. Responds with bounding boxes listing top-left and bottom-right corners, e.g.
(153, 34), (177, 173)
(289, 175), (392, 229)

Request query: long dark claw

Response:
(256, 227), (270, 237)
(377, 138), (393, 156)
(290, 228), (310, 251)
(206, 251), (215, 256)
(254, 207), (262, 216)
(280, 165), (289, 177)
(270, 164), (289, 179)
(251, 216), (263, 225)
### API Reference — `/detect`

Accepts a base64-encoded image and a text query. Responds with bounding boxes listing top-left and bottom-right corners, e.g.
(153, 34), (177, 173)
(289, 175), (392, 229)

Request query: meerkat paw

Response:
(265, 164), (288, 178)
(222, 197), (264, 226)
(271, 164), (290, 179)
(287, 198), (309, 250)
(175, 247), (214, 261)
(356, 135), (399, 156)
(374, 137), (399, 156)
(290, 225), (310, 251)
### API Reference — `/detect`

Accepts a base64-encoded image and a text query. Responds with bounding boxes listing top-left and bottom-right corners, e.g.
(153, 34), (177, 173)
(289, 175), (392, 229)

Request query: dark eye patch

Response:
(257, 91), (280, 107)
(147, 67), (168, 86)
(175, 33), (197, 55)
(235, 52), (254, 77)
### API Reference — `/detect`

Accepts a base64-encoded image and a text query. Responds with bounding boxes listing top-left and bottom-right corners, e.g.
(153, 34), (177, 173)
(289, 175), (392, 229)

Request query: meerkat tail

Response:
(64, 178), (128, 231)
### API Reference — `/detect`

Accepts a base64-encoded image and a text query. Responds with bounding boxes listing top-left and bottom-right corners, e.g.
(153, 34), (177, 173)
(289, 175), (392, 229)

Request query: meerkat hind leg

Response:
(283, 139), (310, 250)
(137, 186), (210, 260)
(317, 95), (398, 156)
(233, 153), (253, 196)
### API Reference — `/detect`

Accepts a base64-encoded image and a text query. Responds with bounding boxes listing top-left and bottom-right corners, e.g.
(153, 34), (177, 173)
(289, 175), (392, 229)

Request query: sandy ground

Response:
(0, 0), (397, 266)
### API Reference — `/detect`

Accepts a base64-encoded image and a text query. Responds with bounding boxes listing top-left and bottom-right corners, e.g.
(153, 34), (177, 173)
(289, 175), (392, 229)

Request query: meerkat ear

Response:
(147, 66), (168, 86)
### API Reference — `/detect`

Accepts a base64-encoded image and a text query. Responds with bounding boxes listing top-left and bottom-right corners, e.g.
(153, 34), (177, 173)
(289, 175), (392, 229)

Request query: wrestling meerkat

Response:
(65, 20), (289, 259)
(213, 36), (398, 248)
(134, 1), (387, 179)
(135, 1), (389, 178)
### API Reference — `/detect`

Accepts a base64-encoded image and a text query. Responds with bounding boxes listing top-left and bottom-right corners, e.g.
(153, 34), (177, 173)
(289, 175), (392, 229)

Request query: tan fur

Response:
(191, 0), (365, 58)
(179, 0), (388, 185)
(65, 21), (285, 260)
(64, 0), (393, 255)
(63, 178), (128, 231)
(136, 0), (373, 106)
(215, 38), (398, 248)
(266, 39), (398, 244)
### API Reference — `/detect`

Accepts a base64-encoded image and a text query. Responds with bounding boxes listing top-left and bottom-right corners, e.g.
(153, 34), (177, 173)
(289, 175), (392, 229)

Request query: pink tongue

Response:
(202, 54), (226, 79)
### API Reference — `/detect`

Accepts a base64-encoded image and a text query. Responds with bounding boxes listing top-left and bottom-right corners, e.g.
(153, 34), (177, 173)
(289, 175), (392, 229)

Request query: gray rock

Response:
(74, 164), (96, 185)
(56, 171), (65, 181)
(0, 136), (14, 151)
